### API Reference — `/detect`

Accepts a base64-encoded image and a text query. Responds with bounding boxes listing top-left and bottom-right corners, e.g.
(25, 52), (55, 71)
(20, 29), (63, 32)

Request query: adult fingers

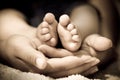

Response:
(81, 66), (98, 76)
(10, 57), (32, 72)
(84, 34), (112, 51)
(43, 55), (100, 73)
(46, 59), (99, 78)
(16, 46), (47, 70)
(13, 37), (47, 70)
(38, 45), (73, 58)
(11, 57), (43, 73)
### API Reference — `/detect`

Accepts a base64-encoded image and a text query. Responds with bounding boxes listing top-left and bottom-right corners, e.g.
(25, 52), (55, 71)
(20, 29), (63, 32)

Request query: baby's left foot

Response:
(36, 13), (58, 47)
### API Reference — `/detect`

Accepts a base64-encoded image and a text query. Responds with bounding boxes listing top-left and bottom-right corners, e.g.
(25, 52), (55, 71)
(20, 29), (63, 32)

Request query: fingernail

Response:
(36, 58), (46, 69)
(91, 67), (99, 74)
(92, 59), (100, 66)
(84, 57), (97, 63)
(95, 59), (100, 63)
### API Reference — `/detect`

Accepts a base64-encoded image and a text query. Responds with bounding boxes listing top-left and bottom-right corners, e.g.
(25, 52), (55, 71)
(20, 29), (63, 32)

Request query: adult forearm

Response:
(88, 0), (119, 68)
(0, 9), (30, 40)
(88, 0), (119, 47)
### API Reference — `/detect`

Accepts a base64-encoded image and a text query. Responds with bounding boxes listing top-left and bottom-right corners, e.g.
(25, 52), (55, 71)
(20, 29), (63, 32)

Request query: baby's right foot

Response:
(36, 13), (58, 47)
(58, 14), (82, 51)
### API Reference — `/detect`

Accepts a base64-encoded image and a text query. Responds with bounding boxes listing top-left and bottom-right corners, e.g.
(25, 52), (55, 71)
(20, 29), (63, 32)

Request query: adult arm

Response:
(88, 0), (119, 68)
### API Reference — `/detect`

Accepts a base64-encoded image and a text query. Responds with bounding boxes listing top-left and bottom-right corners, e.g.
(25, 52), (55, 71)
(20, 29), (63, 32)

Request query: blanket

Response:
(0, 63), (120, 80)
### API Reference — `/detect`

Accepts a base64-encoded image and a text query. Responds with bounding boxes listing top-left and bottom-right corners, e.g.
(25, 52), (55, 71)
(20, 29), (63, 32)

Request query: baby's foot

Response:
(58, 14), (82, 51)
(37, 13), (58, 47)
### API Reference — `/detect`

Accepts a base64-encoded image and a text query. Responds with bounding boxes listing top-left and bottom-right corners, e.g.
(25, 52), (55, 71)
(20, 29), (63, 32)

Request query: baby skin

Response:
(58, 14), (82, 51)
(36, 13), (58, 47)
(36, 12), (112, 53)
(37, 13), (82, 52)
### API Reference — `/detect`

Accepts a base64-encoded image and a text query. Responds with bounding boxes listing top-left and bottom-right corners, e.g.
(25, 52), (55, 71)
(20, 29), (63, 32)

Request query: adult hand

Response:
(0, 33), (112, 78)
(73, 34), (112, 75)
(0, 34), (73, 73)
(38, 34), (112, 77)
(0, 35), (47, 71)
(38, 45), (100, 78)
(0, 34), (99, 78)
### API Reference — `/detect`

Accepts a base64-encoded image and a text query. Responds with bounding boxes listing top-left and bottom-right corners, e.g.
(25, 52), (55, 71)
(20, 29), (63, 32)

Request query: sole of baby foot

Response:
(37, 13), (58, 47)
(58, 14), (82, 51)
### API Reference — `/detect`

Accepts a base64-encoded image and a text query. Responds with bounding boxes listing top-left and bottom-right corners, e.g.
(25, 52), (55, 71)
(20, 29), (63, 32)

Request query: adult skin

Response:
(88, 0), (119, 66)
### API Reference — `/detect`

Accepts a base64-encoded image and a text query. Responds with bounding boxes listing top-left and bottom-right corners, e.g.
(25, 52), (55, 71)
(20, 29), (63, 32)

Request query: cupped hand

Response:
(0, 34), (74, 73)
(0, 35), (47, 71)
(0, 33), (112, 78)
(37, 34), (112, 78)
(38, 45), (100, 78)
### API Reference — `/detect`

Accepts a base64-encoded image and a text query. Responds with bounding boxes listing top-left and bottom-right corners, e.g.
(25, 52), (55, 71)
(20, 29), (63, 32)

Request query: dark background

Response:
(0, 0), (87, 23)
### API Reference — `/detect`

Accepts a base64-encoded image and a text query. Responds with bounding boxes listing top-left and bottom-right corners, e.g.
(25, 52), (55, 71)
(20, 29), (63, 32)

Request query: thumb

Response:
(84, 34), (112, 51)
(15, 46), (47, 70)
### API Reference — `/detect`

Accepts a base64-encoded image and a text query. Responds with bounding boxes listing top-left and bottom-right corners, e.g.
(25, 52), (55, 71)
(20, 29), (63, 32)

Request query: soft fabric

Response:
(0, 63), (95, 80)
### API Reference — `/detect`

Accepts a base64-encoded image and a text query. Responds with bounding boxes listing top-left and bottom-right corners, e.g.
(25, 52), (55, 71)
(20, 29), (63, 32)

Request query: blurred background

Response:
(0, 0), (87, 26)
